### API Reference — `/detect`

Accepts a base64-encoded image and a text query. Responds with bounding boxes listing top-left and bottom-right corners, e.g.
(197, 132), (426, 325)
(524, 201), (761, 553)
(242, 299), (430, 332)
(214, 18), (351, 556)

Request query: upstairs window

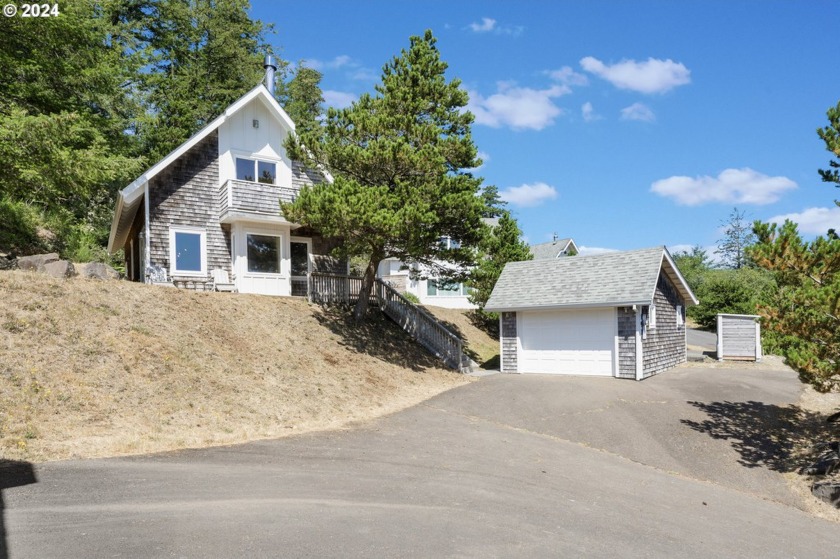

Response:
(236, 157), (276, 184)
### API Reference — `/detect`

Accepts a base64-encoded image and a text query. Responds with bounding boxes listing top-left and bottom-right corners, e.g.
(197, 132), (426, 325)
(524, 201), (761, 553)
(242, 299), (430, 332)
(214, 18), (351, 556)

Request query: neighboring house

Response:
(107, 59), (344, 296)
(377, 218), (499, 309)
(485, 246), (698, 379)
(530, 237), (578, 259)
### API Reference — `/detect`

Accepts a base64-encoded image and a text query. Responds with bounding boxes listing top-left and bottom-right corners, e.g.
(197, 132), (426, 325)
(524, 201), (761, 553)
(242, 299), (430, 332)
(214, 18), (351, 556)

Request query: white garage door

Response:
(518, 308), (615, 376)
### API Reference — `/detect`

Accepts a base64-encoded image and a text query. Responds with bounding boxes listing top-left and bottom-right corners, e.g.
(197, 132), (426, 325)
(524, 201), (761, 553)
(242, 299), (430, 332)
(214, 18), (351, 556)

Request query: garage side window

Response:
(649, 305), (657, 330)
(676, 305), (684, 327)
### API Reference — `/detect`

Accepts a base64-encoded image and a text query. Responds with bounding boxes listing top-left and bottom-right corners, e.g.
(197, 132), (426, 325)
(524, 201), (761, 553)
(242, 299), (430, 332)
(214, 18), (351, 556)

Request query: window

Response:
(427, 280), (468, 297)
(235, 157), (276, 184)
(247, 234), (281, 273)
(676, 305), (684, 327)
(290, 241), (310, 276)
(649, 305), (657, 330)
(169, 228), (206, 276)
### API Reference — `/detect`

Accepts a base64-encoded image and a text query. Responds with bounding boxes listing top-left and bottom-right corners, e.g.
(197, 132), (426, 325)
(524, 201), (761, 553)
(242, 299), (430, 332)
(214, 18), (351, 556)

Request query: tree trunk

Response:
(352, 257), (379, 322)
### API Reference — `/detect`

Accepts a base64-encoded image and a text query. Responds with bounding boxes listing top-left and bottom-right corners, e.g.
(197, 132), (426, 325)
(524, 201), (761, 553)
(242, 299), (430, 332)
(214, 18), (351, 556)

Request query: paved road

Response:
(687, 327), (717, 350)
(3, 365), (836, 558)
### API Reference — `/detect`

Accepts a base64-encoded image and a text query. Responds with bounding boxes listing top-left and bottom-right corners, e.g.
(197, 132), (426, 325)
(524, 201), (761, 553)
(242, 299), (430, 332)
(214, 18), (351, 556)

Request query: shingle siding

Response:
(501, 312), (518, 373)
(148, 131), (226, 289)
(641, 273), (686, 377)
(617, 306), (636, 379)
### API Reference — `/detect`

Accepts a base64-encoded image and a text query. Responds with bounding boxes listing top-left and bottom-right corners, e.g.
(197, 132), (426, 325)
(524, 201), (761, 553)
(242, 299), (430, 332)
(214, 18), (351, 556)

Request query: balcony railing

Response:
(218, 179), (297, 222)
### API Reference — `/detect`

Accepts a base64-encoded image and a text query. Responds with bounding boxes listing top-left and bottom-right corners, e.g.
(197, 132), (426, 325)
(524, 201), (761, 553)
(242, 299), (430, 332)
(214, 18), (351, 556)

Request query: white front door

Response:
(518, 308), (616, 376)
(232, 223), (291, 296)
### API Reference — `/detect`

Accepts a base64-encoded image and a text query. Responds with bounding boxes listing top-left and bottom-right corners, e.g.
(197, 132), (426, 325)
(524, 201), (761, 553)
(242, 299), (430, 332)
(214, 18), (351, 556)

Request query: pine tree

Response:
(284, 30), (486, 321)
(751, 221), (840, 391)
(817, 100), (840, 204)
(280, 64), (324, 138)
(716, 207), (755, 269)
(468, 211), (532, 313)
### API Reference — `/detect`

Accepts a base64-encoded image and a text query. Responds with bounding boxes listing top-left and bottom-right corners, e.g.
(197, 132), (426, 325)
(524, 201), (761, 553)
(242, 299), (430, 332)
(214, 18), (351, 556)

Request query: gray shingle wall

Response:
(617, 306), (636, 379)
(641, 273), (686, 377)
(292, 160), (324, 190)
(501, 312), (518, 373)
(148, 131), (227, 288)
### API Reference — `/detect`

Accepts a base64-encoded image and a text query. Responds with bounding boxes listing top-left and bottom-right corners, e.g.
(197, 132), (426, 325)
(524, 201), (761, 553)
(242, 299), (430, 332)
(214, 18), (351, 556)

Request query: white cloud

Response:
(582, 102), (600, 122)
(545, 66), (589, 86)
(469, 17), (496, 32)
(468, 83), (570, 130)
(467, 17), (523, 36)
(651, 168), (798, 206)
(468, 151), (491, 171)
(580, 56), (691, 94)
(308, 55), (353, 71)
(768, 206), (840, 235)
(577, 246), (619, 256)
(323, 90), (356, 109)
(499, 182), (558, 207)
(621, 102), (655, 122)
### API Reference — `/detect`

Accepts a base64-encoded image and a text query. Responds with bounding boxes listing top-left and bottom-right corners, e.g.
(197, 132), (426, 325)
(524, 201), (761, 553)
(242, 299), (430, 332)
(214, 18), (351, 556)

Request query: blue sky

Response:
(252, 0), (840, 255)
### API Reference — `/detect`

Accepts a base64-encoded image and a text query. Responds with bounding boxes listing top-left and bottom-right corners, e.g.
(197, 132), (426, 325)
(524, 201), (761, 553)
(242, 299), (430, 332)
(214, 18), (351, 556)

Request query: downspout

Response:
(635, 306), (644, 381)
(144, 182), (151, 273)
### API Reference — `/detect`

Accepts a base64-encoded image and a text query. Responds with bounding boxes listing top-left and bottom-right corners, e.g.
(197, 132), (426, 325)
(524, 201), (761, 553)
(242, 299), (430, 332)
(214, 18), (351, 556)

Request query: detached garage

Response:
(485, 247), (698, 380)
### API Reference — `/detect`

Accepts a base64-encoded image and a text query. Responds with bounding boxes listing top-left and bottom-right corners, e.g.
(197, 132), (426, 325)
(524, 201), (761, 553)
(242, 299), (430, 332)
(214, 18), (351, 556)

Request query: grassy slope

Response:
(420, 306), (500, 368)
(0, 271), (470, 462)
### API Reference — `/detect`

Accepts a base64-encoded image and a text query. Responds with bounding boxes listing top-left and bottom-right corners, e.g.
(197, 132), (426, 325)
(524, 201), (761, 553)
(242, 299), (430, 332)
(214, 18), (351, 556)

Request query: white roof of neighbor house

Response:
(107, 84), (297, 254)
(485, 246), (698, 312)
(530, 238), (576, 259)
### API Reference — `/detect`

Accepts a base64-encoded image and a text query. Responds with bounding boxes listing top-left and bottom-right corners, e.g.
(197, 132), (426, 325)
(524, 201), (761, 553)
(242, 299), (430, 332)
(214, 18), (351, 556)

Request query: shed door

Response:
(518, 309), (615, 376)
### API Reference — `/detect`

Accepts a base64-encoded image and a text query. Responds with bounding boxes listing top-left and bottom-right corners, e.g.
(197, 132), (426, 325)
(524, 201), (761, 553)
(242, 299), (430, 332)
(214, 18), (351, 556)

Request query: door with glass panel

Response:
(289, 239), (311, 297)
(239, 231), (285, 296)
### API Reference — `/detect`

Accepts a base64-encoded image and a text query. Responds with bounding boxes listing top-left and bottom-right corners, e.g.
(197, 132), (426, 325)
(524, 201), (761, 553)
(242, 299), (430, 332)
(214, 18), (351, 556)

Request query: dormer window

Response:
(236, 157), (276, 184)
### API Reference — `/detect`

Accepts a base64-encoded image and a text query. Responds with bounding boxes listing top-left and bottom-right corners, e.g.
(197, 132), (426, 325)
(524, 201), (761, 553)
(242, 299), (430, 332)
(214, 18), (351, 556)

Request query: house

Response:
(530, 237), (578, 259)
(107, 57), (344, 296)
(376, 218), (499, 309)
(484, 246), (698, 379)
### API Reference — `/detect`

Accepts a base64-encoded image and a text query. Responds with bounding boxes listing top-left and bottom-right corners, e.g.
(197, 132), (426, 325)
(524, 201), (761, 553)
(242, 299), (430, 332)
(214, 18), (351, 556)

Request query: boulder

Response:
(78, 262), (119, 280)
(812, 481), (840, 508)
(0, 255), (17, 270)
(43, 260), (76, 278)
(17, 253), (59, 272)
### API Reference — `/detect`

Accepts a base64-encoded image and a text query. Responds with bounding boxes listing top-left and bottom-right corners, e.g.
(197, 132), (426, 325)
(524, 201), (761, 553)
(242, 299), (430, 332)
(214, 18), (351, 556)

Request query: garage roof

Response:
(484, 246), (698, 312)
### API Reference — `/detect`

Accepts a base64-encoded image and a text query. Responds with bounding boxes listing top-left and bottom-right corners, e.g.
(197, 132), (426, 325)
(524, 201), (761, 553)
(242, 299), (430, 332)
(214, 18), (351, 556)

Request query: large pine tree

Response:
(284, 30), (486, 321)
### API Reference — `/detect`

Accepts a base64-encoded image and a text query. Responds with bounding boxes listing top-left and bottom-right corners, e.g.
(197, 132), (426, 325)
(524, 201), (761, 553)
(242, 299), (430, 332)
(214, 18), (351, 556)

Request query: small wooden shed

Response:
(716, 314), (762, 361)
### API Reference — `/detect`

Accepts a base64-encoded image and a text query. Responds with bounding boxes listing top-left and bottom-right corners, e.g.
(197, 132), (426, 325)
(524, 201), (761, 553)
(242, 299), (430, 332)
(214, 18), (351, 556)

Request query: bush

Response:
(689, 267), (775, 329)
(402, 292), (420, 304)
(0, 197), (47, 255)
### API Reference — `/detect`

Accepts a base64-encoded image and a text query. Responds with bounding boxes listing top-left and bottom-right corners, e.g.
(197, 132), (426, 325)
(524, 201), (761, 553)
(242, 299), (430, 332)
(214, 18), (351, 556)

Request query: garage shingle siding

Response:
(617, 307), (636, 379)
(501, 312), (518, 373)
(148, 131), (227, 288)
(641, 273), (686, 377)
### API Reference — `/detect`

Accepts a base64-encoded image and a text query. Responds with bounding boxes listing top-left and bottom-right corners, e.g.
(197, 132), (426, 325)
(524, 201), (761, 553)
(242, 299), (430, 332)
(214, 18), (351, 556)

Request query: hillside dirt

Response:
(420, 306), (500, 368)
(0, 270), (471, 462)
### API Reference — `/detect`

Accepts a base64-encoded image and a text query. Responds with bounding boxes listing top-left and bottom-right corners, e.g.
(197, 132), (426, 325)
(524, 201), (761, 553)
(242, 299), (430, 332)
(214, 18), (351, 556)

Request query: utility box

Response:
(716, 314), (761, 361)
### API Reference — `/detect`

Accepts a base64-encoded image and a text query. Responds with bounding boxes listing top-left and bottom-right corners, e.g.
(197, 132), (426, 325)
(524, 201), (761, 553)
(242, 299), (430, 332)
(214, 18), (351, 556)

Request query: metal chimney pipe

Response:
(264, 54), (276, 96)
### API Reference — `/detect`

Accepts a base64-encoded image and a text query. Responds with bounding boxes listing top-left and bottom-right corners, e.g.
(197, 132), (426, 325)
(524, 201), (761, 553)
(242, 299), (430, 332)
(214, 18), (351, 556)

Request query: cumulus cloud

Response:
(499, 182), (558, 207)
(650, 168), (798, 206)
(545, 66), (589, 86)
(468, 151), (491, 171)
(582, 102), (600, 122)
(620, 102), (655, 122)
(580, 56), (691, 94)
(467, 83), (570, 130)
(323, 90), (356, 109)
(768, 206), (840, 235)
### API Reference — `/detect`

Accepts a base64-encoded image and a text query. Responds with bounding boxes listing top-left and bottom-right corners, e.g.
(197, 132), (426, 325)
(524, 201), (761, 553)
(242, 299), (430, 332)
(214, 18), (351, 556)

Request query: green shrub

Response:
(402, 292), (420, 304)
(0, 197), (47, 255)
(688, 267), (775, 329)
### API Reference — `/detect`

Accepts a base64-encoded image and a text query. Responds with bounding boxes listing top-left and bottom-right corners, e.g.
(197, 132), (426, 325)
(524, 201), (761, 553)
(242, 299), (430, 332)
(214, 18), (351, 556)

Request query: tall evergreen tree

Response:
(279, 63), (324, 138)
(0, 0), (144, 255)
(817, 99), (840, 205)
(479, 185), (507, 218)
(716, 207), (755, 269)
(468, 211), (532, 313)
(284, 30), (486, 321)
(137, 0), (279, 160)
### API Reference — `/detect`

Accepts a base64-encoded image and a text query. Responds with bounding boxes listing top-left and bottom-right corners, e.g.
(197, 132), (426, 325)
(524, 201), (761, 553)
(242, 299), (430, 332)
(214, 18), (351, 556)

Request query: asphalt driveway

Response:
(3, 362), (835, 558)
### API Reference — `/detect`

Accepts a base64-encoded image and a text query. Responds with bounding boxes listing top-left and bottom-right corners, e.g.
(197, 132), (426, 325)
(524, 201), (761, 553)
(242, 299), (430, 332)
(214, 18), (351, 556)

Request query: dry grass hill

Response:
(0, 271), (470, 462)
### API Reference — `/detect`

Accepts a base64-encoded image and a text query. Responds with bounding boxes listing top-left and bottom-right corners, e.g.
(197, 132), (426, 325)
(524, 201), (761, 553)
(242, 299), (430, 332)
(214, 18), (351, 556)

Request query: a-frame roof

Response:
(107, 84), (295, 253)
